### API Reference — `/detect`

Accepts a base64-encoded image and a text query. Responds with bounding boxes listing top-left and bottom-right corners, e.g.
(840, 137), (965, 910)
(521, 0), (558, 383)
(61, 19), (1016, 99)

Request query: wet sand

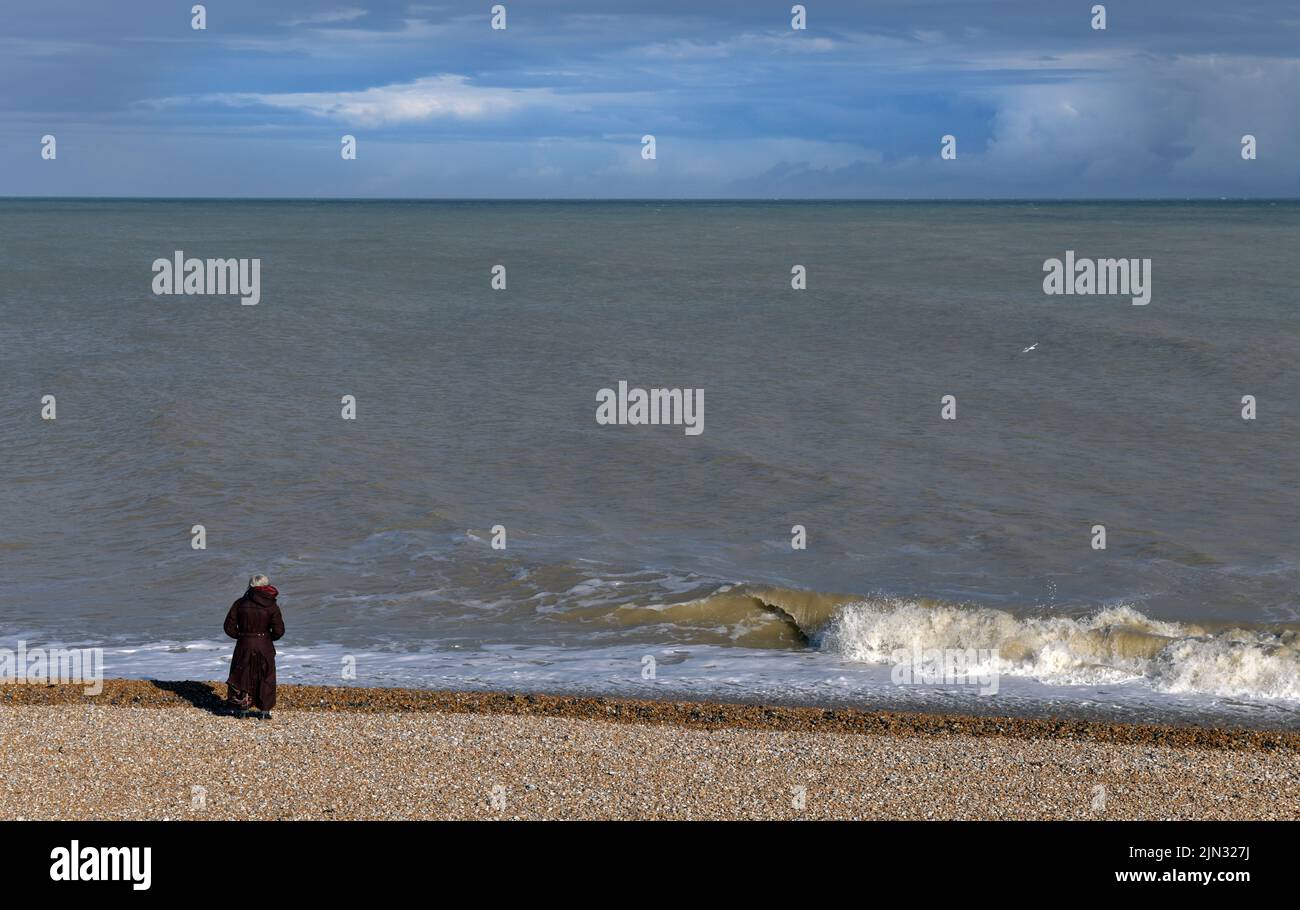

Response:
(0, 680), (1296, 820)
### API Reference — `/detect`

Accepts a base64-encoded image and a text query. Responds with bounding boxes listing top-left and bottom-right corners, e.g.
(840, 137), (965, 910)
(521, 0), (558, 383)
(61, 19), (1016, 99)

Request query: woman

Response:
(223, 574), (286, 715)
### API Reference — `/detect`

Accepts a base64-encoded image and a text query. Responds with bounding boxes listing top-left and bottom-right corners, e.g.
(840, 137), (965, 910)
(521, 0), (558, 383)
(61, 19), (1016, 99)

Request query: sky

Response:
(2, 0), (1299, 198)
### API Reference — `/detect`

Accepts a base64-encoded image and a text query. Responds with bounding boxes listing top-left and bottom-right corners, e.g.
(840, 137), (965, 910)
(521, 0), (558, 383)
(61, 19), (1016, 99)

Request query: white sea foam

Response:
(819, 598), (1300, 701)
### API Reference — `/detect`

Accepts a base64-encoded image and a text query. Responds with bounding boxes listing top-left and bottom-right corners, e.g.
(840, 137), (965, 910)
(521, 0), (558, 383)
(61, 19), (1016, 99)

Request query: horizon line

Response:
(3, 196), (1300, 204)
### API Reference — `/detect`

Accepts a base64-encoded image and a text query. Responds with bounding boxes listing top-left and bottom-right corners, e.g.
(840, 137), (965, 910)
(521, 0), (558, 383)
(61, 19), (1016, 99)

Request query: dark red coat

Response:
(224, 586), (285, 710)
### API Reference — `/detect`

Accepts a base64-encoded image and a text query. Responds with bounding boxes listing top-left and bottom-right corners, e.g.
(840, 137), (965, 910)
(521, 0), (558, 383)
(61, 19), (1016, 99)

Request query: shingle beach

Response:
(1, 680), (1296, 820)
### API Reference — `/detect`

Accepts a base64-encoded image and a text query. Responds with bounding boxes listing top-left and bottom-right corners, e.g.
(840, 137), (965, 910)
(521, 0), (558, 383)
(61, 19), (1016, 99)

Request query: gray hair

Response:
(249, 574), (271, 588)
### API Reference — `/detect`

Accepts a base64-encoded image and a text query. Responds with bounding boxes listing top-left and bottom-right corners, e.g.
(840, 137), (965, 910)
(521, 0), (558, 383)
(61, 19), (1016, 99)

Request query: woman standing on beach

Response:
(223, 574), (285, 714)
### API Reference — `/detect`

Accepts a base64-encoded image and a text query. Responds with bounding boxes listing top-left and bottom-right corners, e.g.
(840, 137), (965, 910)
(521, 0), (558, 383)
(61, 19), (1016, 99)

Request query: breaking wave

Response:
(655, 586), (1300, 702)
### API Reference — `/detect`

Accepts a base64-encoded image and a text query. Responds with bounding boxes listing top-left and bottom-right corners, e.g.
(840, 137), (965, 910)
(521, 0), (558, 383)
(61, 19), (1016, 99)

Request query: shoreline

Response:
(2, 678), (1297, 752)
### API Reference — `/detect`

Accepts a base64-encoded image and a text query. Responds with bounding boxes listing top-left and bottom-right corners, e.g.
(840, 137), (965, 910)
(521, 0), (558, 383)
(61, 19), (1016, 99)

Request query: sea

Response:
(1, 199), (1297, 728)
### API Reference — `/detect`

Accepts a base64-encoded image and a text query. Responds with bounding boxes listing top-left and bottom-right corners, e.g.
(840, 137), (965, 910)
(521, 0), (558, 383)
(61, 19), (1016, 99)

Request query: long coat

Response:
(223, 586), (285, 710)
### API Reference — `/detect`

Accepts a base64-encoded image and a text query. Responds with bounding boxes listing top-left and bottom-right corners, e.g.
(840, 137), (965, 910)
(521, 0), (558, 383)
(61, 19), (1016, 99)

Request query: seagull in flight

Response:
(1022, 342), (1038, 353)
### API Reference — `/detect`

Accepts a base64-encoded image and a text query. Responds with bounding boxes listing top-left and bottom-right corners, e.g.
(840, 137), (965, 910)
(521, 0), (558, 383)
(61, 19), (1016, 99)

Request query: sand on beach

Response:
(0, 681), (1296, 821)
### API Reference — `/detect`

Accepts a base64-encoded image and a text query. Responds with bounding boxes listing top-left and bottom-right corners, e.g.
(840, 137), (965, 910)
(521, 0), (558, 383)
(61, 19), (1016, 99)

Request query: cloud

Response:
(219, 17), (452, 56)
(980, 55), (1300, 190)
(634, 31), (840, 60)
(156, 75), (566, 127)
(723, 52), (1300, 197)
(284, 8), (369, 28)
(5, 1), (1300, 196)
